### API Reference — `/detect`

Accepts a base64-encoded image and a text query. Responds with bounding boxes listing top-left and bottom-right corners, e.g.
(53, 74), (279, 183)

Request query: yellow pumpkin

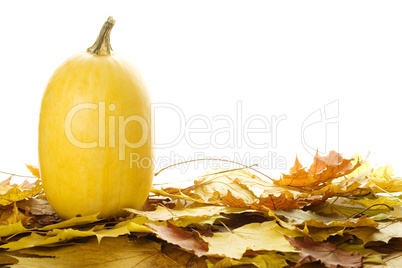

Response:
(38, 17), (153, 219)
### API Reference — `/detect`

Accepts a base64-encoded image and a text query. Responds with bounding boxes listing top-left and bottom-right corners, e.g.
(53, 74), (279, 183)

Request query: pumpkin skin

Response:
(38, 17), (153, 219)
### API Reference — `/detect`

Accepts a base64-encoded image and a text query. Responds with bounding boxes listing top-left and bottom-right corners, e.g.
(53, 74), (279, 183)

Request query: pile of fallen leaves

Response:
(0, 151), (402, 267)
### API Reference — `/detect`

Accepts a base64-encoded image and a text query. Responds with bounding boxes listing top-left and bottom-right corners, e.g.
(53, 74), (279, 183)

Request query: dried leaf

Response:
(0, 178), (42, 206)
(0, 203), (31, 226)
(275, 151), (361, 188)
(0, 221), (28, 238)
(346, 222), (402, 244)
(208, 252), (289, 268)
(41, 213), (101, 231)
(10, 236), (186, 267)
(193, 169), (257, 203)
(148, 222), (209, 257)
(202, 221), (297, 259)
(222, 191), (299, 211)
(338, 242), (385, 265)
(25, 164), (40, 178)
(285, 235), (364, 268)
(270, 209), (378, 228)
(344, 196), (402, 208)
(17, 197), (56, 216)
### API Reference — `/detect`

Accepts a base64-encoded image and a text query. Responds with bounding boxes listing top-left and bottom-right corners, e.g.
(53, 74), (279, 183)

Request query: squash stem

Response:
(87, 16), (116, 56)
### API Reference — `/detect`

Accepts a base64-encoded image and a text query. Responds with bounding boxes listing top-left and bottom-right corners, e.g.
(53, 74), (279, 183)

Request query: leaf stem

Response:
(0, 170), (36, 178)
(154, 158), (273, 181)
(347, 203), (394, 219)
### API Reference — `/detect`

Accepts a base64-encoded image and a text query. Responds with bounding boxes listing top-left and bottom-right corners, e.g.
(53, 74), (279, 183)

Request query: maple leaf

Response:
(10, 236), (189, 267)
(251, 193), (300, 211)
(338, 242), (385, 265)
(0, 221), (28, 238)
(193, 169), (257, 204)
(344, 196), (402, 208)
(221, 191), (299, 211)
(208, 252), (289, 268)
(41, 213), (101, 231)
(308, 171), (370, 197)
(147, 222), (209, 257)
(275, 151), (361, 188)
(25, 164), (40, 178)
(126, 205), (229, 222)
(127, 205), (229, 228)
(150, 187), (207, 204)
(0, 178), (43, 206)
(285, 235), (364, 268)
(368, 165), (402, 193)
(270, 209), (378, 228)
(346, 222), (402, 244)
(0, 203), (31, 226)
(202, 221), (297, 259)
(17, 196), (57, 216)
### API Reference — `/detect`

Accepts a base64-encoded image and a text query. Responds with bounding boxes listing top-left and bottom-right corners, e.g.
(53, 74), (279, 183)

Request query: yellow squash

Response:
(38, 17), (153, 219)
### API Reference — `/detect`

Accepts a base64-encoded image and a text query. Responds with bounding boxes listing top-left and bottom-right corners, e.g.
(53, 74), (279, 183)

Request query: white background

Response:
(0, 1), (401, 184)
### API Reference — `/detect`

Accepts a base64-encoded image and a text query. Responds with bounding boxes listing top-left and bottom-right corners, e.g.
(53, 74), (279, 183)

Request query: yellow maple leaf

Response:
(0, 178), (43, 206)
(202, 221), (297, 259)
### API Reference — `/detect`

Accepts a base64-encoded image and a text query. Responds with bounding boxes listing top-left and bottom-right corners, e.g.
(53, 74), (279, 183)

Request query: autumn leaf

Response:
(285, 235), (364, 268)
(346, 222), (402, 244)
(41, 213), (101, 231)
(0, 178), (42, 206)
(126, 205), (227, 222)
(17, 197), (56, 216)
(202, 221), (297, 259)
(147, 222), (209, 257)
(270, 209), (378, 228)
(0, 203), (31, 226)
(303, 225), (344, 242)
(344, 196), (402, 209)
(193, 169), (257, 204)
(338, 242), (385, 265)
(251, 193), (299, 210)
(0, 221), (28, 238)
(25, 164), (40, 178)
(150, 187), (206, 204)
(368, 165), (402, 193)
(207, 252), (289, 268)
(275, 151), (361, 188)
(221, 191), (299, 211)
(10, 236), (190, 268)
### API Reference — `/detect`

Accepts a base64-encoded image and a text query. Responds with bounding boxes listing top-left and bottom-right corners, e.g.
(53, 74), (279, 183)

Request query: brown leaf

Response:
(285, 235), (364, 268)
(275, 151), (361, 188)
(17, 197), (56, 216)
(148, 222), (209, 257)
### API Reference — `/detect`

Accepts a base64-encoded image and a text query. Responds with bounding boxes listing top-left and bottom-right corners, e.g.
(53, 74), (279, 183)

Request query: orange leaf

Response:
(221, 191), (249, 208)
(274, 151), (361, 188)
(250, 193), (299, 211)
(25, 164), (40, 178)
(221, 191), (299, 211)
